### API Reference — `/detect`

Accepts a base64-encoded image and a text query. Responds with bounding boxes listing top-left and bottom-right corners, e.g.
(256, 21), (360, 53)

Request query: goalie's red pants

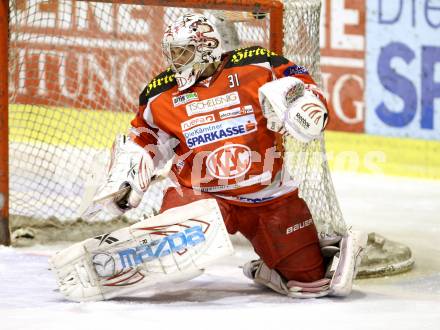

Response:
(160, 187), (325, 283)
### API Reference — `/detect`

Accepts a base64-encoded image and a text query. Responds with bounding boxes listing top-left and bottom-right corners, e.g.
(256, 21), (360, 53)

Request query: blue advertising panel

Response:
(366, 0), (440, 139)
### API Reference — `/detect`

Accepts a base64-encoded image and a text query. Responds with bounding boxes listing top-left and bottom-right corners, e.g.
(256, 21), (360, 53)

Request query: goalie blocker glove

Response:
(258, 76), (328, 143)
(94, 134), (155, 216)
(243, 230), (368, 298)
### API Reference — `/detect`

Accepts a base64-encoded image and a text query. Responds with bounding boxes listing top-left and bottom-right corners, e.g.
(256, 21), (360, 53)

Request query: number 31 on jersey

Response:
(228, 74), (240, 88)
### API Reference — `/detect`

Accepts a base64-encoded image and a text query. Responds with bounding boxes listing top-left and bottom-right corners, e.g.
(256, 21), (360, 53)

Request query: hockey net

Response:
(8, 0), (340, 235)
(5, 0), (413, 277)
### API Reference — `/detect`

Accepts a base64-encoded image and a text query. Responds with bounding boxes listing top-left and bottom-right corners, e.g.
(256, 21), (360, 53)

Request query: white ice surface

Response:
(1, 173), (440, 330)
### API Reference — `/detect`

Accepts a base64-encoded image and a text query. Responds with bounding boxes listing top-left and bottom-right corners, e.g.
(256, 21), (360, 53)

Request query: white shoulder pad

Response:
(50, 199), (234, 302)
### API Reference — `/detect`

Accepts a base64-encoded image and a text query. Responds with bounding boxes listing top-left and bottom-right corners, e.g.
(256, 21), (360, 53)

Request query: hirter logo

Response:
(206, 144), (252, 180)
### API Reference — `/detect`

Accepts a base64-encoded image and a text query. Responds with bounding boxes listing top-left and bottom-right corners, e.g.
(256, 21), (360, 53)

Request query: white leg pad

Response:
(327, 230), (368, 296)
(49, 199), (234, 302)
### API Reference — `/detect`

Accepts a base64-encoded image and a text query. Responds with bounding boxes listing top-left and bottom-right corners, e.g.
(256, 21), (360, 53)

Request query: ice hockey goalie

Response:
(50, 13), (367, 301)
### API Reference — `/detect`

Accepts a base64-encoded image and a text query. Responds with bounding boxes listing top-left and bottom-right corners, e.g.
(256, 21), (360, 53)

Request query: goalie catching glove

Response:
(89, 134), (155, 217)
(259, 76), (328, 143)
(243, 230), (367, 298)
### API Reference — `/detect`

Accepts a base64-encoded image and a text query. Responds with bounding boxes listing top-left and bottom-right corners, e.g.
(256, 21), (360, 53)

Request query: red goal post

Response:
(1, 0), (10, 245)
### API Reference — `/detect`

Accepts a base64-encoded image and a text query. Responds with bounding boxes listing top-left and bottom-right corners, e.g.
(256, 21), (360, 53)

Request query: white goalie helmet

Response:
(162, 13), (222, 90)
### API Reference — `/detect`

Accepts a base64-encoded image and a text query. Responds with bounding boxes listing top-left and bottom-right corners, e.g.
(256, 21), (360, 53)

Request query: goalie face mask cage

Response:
(162, 13), (223, 90)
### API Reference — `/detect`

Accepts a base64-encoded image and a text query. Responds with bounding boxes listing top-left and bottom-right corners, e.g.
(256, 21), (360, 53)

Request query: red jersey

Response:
(130, 46), (326, 204)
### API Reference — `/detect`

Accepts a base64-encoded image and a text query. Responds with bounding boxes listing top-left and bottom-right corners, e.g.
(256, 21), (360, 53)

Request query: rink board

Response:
(325, 131), (440, 180)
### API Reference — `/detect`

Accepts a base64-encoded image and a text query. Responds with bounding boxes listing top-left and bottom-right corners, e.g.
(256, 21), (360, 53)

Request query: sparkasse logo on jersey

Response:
(186, 92), (240, 116)
(181, 114), (215, 131)
(172, 92), (199, 107)
(183, 114), (257, 149)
